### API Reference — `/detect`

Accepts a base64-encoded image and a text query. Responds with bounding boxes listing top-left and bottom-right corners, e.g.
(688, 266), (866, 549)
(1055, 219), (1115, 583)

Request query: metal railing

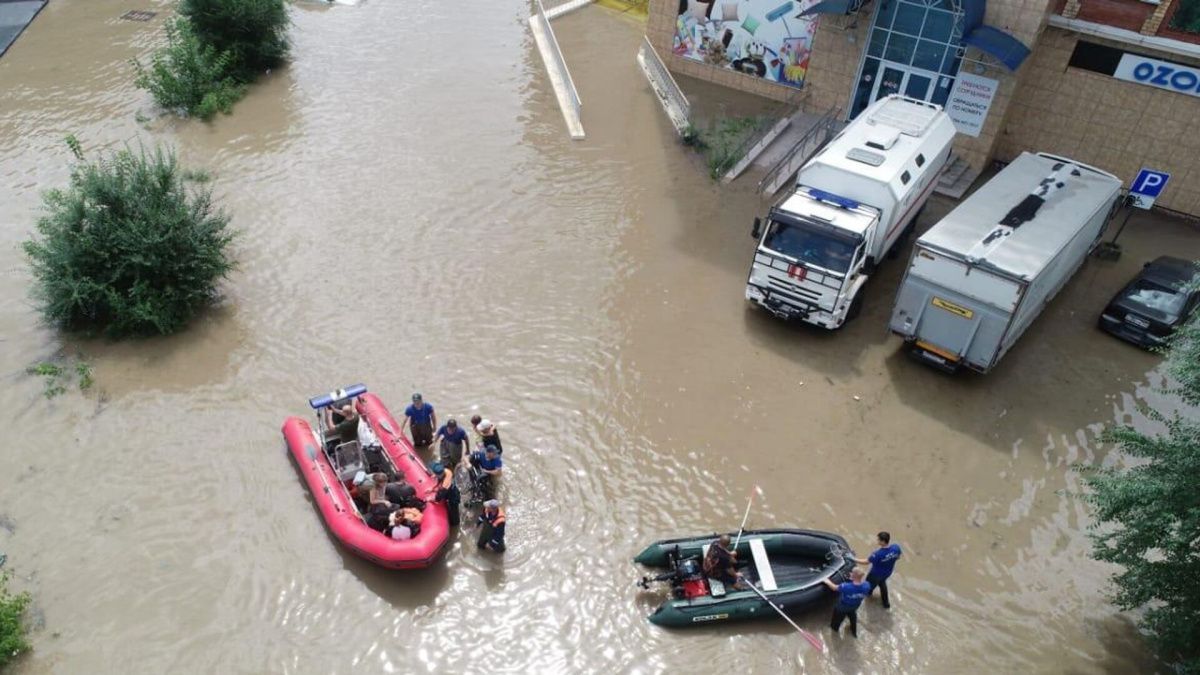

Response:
(637, 36), (690, 135)
(533, 0), (583, 136)
(758, 106), (842, 195)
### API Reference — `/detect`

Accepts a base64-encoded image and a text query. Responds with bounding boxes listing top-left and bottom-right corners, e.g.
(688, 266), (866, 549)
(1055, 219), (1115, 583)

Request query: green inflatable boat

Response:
(633, 528), (856, 627)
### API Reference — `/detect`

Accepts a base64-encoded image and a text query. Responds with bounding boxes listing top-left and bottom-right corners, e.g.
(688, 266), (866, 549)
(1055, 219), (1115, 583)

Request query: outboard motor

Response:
(676, 558), (708, 599)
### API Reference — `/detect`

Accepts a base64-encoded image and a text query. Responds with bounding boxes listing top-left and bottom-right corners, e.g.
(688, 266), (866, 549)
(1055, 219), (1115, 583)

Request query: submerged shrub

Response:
(23, 141), (235, 338)
(133, 18), (245, 120)
(0, 573), (31, 669)
(180, 0), (290, 81)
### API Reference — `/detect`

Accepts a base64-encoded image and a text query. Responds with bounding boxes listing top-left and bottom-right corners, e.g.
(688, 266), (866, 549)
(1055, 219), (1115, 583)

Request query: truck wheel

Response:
(844, 293), (864, 324)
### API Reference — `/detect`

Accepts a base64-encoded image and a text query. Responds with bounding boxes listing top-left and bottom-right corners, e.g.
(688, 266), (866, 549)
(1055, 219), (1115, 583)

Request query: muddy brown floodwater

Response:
(0, 0), (1196, 672)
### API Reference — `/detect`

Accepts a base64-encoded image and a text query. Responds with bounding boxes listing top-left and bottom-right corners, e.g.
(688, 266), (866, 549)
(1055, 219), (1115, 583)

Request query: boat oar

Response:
(733, 485), (762, 550)
(747, 583), (826, 653)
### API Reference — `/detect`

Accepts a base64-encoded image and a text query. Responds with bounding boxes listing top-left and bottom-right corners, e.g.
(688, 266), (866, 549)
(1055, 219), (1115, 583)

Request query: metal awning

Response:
(797, 0), (858, 18)
(963, 24), (1031, 70)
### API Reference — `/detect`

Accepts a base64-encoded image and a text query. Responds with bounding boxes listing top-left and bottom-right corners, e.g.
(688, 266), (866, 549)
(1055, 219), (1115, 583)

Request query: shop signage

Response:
(1114, 54), (1200, 98)
(945, 73), (999, 138)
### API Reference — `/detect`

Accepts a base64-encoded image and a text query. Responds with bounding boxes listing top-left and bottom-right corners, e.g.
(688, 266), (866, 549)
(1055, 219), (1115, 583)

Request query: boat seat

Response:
(748, 538), (778, 592)
(333, 441), (364, 482)
(700, 544), (727, 598)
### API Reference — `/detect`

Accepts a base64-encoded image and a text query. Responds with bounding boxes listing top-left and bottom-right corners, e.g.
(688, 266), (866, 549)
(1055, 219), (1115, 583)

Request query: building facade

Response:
(646, 0), (1200, 213)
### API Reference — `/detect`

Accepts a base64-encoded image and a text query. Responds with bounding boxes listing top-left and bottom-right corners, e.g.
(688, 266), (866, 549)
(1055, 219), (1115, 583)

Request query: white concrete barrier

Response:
(529, 0), (586, 139)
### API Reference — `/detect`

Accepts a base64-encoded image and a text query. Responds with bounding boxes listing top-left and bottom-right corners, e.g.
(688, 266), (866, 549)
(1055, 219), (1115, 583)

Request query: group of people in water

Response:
(324, 392), (509, 553)
(703, 531), (902, 638)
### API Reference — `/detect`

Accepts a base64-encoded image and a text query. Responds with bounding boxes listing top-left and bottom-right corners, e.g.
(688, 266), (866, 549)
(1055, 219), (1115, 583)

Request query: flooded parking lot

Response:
(0, 0), (1194, 672)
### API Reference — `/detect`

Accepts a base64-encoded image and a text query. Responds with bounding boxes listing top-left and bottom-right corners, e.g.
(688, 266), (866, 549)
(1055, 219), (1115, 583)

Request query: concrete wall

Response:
(998, 27), (1200, 213)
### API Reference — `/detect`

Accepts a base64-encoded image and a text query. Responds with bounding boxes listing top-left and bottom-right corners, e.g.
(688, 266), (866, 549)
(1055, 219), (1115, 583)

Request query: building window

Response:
(850, 0), (965, 118)
(1170, 0), (1200, 33)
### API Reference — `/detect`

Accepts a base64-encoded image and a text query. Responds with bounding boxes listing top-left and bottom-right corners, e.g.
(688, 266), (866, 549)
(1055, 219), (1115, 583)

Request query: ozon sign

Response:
(1114, 54), (1200, 98)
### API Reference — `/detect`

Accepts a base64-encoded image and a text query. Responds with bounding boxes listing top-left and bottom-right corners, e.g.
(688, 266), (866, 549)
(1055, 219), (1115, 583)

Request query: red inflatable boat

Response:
(282, 385), (450, 569)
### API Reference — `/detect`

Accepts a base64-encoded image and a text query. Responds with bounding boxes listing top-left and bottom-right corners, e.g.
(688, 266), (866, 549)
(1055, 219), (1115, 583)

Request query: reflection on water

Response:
(0, 0), (1191, 673)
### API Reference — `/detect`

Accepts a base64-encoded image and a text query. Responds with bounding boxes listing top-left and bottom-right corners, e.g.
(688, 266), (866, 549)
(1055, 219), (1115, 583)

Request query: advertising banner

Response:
(673, 0), (822, 89)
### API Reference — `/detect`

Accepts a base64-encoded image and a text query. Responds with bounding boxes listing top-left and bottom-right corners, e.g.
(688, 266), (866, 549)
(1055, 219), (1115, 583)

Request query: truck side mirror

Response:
(751, 217), (762, 239)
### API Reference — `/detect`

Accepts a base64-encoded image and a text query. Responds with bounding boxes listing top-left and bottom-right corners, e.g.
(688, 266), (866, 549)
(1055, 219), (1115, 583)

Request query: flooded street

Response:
(0, 0), (1194, 672)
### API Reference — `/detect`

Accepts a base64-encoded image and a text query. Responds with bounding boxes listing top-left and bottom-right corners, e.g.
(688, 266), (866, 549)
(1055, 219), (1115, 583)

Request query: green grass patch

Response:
(0, 573), (32, 668)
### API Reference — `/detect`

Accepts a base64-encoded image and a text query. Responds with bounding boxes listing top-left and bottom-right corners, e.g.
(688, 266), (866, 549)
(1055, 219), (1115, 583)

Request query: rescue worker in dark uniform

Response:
(476, 499), (506, 553)
(430, 462), (461, 528)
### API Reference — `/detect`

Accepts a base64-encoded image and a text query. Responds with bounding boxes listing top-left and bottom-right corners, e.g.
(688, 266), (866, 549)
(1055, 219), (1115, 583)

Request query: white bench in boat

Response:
(749, 538), (778, 592)
(700, 544), (727, 597)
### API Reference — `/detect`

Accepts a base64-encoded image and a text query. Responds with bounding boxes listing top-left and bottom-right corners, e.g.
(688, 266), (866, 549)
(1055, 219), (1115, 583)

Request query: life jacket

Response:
(487, 508), (506, 527)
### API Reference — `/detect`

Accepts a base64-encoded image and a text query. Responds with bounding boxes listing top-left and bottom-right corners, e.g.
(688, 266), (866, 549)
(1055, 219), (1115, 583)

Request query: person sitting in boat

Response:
(432, 418), (469, 469)
(476, 499), (506, 553)
(402, 393), (437, 448)
(349, 471), (371, 512)
(469, 445), (503, 499)
(431, 462), (461, 528)
(366, 502), (396, 532)
(472, 419), (502, 455)
(703, 535), (747, 590)
(388, 510), (413, 541)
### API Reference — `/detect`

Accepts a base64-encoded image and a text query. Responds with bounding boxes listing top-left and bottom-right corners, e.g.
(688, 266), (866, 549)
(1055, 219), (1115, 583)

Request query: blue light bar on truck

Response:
(309, 384), (368, 409)
(806, 188), (860, 210)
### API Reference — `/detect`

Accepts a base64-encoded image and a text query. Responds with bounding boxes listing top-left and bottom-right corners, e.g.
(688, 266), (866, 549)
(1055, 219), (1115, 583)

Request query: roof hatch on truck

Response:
(866, 96), (942, 137)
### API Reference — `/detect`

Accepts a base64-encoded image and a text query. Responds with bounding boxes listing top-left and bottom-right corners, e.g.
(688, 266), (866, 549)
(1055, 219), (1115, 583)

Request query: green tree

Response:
(133, 18), (245, 120)
(0, 573), (32, 669)
(1085, 311), (1200, 672)
(22, 140), (235, 337)
(179, 0), (290, 81)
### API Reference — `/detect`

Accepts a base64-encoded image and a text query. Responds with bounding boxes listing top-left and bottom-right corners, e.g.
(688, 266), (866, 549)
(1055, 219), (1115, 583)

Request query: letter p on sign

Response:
(1130, 168), (1170, 210)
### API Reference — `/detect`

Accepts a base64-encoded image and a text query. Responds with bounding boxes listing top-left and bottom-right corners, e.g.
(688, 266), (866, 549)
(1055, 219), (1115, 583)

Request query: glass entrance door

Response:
(849, 0), (965, 119)
(868, 64), (938, 104)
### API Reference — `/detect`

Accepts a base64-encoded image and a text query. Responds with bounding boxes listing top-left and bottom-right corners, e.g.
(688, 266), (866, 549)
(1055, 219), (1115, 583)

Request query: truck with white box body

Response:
(745, 95), (956, 329)
(889, 151), (1122, 373)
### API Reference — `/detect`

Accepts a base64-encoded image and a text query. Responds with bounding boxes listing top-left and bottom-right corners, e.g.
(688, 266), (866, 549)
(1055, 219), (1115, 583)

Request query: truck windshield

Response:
(761, 219), (859, 274)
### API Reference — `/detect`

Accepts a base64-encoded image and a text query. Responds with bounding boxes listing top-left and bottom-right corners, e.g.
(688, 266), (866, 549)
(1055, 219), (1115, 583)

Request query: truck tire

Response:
(844, 293), (864, 324)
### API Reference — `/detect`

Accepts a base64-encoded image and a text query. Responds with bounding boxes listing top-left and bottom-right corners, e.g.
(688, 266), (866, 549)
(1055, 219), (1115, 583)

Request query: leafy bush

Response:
(180, 0), (290, 81)
(1084, 306), (1200, 673)
(133, 18), (245, 120)
(696, 116), (767, 180)
(0, 573), (31, 669)
(23, 141), (235, 337)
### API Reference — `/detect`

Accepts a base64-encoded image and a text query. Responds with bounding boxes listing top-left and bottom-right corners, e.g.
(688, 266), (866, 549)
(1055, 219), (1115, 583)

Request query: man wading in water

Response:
(854, 531), (902, 609)
(402, 393), (437, 449)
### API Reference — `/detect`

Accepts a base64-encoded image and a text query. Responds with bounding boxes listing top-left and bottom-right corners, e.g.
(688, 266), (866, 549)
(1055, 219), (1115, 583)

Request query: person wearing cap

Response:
(476, 500), (506, 553)
(468, 445), (502, 500)
(474, 418), (503, 455)
(430, 462), (461, 527)
(432, 418), (469, 469)
(401, 393), (437, 448)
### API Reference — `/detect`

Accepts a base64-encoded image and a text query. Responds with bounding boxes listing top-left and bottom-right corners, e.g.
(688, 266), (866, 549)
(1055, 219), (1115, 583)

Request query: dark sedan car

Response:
(1099, 256), (1200, 349)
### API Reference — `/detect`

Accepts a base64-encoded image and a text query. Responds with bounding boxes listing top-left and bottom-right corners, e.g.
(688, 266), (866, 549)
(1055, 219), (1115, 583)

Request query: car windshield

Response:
(1121, 279), (1186, 320)
(761, 219), (859, 274)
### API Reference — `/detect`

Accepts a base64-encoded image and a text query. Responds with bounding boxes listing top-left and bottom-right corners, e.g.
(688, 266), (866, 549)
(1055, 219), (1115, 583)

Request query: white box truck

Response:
(745, 95), (956, 329)
(889, 152), (1122, 373)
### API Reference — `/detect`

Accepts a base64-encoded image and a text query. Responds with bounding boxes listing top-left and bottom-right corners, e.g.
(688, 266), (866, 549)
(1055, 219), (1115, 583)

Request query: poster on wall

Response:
(673, 0), (822, 89)
(945, 73), (999, 138)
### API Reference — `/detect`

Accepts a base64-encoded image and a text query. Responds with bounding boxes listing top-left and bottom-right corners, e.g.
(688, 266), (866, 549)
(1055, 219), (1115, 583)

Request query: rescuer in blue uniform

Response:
(855, 531), (902, 609)
(823, 568), (870, 638)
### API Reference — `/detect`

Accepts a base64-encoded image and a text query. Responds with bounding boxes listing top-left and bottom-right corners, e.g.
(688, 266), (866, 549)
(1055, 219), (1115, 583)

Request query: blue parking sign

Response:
(1130, 168), (1170, 209)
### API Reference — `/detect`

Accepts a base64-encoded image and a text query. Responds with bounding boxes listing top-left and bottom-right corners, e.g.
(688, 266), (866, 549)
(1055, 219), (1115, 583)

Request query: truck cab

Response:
(745, 95), (956, 330)
(746, 188), (880, 328)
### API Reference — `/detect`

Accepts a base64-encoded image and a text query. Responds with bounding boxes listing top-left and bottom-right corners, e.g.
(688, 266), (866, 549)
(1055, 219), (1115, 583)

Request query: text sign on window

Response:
(945, 73), (999, 138)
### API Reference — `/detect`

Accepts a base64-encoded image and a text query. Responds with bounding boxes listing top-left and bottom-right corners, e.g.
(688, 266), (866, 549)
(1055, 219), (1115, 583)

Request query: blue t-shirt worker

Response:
(469, 445), (503, 500)
(823, 568), (871, 638)
(432, 418), (469, 469)
(854, 531), (902, 609)
(402, 393), (437, 447)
